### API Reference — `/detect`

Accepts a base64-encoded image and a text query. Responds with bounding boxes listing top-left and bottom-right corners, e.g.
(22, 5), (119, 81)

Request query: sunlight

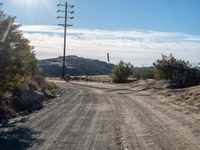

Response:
(11, 0), (48, 8)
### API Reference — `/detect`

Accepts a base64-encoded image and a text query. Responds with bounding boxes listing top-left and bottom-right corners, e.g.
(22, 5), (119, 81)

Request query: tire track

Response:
(27, 89), (79, 127)
(30, 94), (85, 150)
(4, 80), (198, 150)
(128, 95), (200, 148)
(47, 93), (96, 150)
(28, 90), (83, 130)
(120, 94), (200, 150)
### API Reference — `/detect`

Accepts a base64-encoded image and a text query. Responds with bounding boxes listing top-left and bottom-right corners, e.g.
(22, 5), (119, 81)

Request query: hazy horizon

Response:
(20, 25), (200, 66)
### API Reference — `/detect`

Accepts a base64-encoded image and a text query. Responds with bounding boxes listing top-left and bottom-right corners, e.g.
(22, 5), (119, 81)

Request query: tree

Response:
(111, 61), (133, 83)
(0, 16), (39, 91)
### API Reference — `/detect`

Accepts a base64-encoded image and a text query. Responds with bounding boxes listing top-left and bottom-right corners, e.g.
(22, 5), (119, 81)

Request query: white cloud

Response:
(21, 25), (63, 33)
(20, 25), (200, 66)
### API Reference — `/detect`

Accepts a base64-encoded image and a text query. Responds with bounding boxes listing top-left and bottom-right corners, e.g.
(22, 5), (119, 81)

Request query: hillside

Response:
(39, 56), (114, 77)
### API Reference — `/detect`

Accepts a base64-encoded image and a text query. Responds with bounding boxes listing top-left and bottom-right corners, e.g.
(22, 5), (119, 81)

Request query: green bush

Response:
(132, 67), (155, 79)
(0, 16), (39, 91)
(153, 54), (200, 87)
(111, 61), (133, 83)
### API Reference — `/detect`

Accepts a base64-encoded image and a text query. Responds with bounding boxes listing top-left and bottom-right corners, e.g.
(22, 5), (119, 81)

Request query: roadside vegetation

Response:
(153, 54), (200, 88)
(112, 55), (200, 88)
(0, 17), (39, 91)
(0, 12), (56, 123)
(111, 61), (133, 83)
(132, 67), (155, 79)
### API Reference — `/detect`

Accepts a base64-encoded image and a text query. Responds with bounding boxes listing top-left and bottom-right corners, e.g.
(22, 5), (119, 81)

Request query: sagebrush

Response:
(111, 61), (133, 83)
(153, 54), (200, 87)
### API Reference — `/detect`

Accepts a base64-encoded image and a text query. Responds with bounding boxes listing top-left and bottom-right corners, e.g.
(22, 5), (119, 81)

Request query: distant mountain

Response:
(39, 55), (114, 77)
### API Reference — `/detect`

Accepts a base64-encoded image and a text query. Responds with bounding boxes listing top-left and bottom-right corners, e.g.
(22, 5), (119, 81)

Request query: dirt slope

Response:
(0, 80), (199, 150)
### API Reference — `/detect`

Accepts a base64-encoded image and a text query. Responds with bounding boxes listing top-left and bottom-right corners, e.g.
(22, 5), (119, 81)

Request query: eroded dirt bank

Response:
(0, 80), (199, 150)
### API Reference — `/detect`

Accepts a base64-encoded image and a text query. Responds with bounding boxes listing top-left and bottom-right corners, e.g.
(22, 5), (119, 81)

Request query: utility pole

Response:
(57, 2), (74, 78)
(107, 53), (110, 63)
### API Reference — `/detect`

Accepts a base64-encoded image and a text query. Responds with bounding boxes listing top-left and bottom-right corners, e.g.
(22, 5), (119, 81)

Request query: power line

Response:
(57, 1), (75, 78)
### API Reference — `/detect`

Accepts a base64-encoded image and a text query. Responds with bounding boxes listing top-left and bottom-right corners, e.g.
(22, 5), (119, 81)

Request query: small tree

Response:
(0, 16), (39, 91)
(111, 61), (133, 83)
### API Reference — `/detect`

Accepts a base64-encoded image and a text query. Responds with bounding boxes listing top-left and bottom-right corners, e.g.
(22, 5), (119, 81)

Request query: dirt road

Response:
(0, 80), (200, 150)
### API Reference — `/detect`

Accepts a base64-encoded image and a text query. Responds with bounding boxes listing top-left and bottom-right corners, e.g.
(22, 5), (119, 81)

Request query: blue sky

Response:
(2, 0), (200, 34)
(1, 0), (200, 65)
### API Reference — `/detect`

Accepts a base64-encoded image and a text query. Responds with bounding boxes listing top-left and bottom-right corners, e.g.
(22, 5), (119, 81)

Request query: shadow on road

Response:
(0, 119), (43, 150)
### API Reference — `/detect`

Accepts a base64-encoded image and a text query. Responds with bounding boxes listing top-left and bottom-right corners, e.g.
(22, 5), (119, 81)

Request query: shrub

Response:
(132, 67), (155, 79)
(111, 61), (133, 83)
(153, 54), (200, 87)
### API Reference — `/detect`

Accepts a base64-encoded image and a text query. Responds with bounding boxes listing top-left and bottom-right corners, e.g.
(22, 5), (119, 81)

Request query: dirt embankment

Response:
(125, 79), (200, 108)
(167, 86), (200, 108)
(0, 79), (57, 124)
(121, 79), (200, 109)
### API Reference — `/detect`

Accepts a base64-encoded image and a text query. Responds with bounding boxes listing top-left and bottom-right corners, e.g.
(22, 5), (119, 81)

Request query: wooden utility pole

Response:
(57, 2), (74, 78)
(107, 53), (110, 63)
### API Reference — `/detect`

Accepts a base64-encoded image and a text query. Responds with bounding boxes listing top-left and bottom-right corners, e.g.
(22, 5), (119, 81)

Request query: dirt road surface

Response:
(0, 80), (200, 150)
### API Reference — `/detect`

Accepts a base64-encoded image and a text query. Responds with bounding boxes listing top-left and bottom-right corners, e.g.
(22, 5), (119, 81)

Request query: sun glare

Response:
(12, 0), (48, 7)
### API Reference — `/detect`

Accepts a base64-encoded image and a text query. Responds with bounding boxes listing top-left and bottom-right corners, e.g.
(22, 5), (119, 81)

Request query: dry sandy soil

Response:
(0, 79), (199, 150)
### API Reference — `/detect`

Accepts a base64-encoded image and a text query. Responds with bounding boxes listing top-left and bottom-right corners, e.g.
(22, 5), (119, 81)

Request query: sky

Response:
(1, 0), (200, 66)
